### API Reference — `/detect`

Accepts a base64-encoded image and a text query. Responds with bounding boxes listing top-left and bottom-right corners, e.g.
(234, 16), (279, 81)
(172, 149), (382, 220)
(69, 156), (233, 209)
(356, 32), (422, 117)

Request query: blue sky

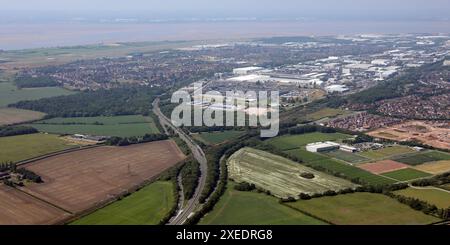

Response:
(0, 0), (449, 20)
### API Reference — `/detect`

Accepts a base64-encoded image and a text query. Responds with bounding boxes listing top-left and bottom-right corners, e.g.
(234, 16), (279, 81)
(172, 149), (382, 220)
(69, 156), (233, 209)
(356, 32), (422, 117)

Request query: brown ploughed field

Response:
(17, 140), (185, 215)
(0, 185), (70, 225)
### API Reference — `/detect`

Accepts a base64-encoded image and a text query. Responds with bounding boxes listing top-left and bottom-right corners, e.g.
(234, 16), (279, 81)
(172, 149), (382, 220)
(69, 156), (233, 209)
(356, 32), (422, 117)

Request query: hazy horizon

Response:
(0, 0), (449, 50)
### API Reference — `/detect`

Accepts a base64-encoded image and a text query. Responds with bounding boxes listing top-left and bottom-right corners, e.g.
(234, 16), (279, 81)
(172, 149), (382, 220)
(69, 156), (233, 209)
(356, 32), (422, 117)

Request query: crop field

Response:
(301, 157), (396, 185)
(0, 185), (70, 225)
(200, 183), (327, 225)
(394, 188), (450, 209)
(358, 160), (409, 174)
(0, 82), (74, 107)
(359, 146), (415, 159)
(228, 148), (357, 198)
(285, 192), (441, 225)
(324, 150), (369, 164)
(305, 108), (351, 121)
(414, 160), (450, 174)
(71, 181), (174, 225)
(0, 133), (79, 163)
(0, 108), (45, 125)
(30, 115), (159, 137)
(19, 140), (185, 214)
(284, 149), (329, 162)
(268, 132), (351, 151)
(381, 168), (431, 182)
(192, 130), (245, 145)
(393, 151), (450, 166)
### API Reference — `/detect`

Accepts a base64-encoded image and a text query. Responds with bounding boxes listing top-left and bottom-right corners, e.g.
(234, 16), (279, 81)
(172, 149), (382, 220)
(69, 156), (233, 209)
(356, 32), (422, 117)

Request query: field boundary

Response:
(280, 202), (335, 225)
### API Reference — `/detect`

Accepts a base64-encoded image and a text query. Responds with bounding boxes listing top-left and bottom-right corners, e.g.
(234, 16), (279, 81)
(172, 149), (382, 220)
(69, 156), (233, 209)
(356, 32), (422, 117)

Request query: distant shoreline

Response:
(0, 20), (449, 50)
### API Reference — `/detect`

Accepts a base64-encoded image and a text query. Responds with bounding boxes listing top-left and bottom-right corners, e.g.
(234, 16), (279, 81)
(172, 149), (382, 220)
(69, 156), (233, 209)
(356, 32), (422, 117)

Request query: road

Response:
(152, 98), (208, 225)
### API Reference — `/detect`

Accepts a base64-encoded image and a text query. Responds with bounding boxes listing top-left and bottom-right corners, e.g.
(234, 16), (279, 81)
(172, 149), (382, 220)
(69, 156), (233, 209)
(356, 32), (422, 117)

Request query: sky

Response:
(0, 0), (449, 21)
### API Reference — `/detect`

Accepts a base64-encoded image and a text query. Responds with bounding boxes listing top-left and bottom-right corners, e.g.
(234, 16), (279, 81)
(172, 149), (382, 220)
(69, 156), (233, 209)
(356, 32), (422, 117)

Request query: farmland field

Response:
(393, 151), (450, 166)
(199, 183), (327, 225)
(0, 108), (45, 125)
(359, 146), (415, 160)
(0, 133), (79, 163)
(381, 168), (431, 182)
(358, 160), (409, 174)
(192, 130), (245, 145)
(268, 132), (351, 151)
(301, 157), (396, 185)
(415, 160), (450, 174)
(0, 82), (74, 107)
(71, 181), (174, 225)
(285, 192), (440, 225)
(30, 115), (159, 137)
(19, 140), (185, 214)
(0, 184), (70, 225)
(394, 188), (450, 209)
(324, 150), (369, 163)
(284, 149), (329, 162)
(305, 108), (351, 121)
(228, 148), (357, 198)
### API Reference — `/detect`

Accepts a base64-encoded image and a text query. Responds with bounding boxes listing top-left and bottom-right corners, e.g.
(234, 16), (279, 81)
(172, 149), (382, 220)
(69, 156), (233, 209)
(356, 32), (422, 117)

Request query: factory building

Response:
(306, 142), (340, 153)
(233, 67), (264, 75)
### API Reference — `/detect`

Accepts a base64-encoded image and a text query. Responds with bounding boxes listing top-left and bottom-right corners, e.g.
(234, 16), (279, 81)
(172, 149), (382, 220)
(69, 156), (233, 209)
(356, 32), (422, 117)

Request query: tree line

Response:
(106, 133), (169, 146)
(11, 86), (164, 117)
(0, 126), (38, 137)
(15, 76), (59, 89)
(180, 158), (200, 200)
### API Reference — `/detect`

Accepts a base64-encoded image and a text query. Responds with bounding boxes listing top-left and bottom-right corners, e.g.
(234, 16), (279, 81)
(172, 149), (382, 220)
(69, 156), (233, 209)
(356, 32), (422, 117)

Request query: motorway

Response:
(152, 98), (208, 225)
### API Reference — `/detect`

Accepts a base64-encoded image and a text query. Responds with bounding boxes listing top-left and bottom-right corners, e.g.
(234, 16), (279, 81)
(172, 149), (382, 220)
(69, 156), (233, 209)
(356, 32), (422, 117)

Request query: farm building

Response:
(306, 141), (340, 153)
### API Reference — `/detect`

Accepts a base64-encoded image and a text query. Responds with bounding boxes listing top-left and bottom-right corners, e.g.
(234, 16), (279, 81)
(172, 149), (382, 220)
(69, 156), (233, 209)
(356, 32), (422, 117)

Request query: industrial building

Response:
(306, 141), (340, 153)
(233, 66), (263, 75)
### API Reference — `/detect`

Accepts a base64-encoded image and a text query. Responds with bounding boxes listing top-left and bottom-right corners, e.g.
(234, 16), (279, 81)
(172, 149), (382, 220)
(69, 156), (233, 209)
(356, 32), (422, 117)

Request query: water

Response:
(0, 20), (449, 50)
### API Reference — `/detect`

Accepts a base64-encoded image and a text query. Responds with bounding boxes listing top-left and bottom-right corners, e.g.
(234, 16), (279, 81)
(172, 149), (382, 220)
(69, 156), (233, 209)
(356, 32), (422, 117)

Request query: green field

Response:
(71, 181), (174, 225)
(394, 188), (450, 209)
(228, 148), (357, 198)
(393, 151), (450, 166)
(284, 149), (329, 162)
(200, 183), (327, 225)
(381, 168), (432, 182)
(305, 108), (351, 121)
(324, 150), (370, 164)
(268, 132), (351, 151)
(0, 133), (78, 163)
(285, 192), (440, 225)
(0, 82), (74, 107)
(359, 146), (415, 160)
(193, 130), (245, 145)
(29, 115), (159, 137)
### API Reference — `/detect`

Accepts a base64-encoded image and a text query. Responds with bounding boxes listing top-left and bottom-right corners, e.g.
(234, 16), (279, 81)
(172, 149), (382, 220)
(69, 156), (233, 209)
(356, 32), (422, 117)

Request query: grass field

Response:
(414, 160), (450, 174)
(324, 150), (369, 164)
(359, 146), (415, 160)
(228, 148), (357, 198)
(200, 183), (327, 225)
(394, 188), (450, 209)
(285, 192), (440, 225)
(268, 132), (351, 151)
(71, 181), (174, 225)
(0, 82), (74, 107)
(393, 151), (450, 166)
(381, 168), (432, 181)
(0, 108), (45, 125)
(284, 149), (329, 162)
(305, 108), (351, 121)
(0, 133), (78, 163)
(29, 115), (159, 137)
(192, 130), (245, 145)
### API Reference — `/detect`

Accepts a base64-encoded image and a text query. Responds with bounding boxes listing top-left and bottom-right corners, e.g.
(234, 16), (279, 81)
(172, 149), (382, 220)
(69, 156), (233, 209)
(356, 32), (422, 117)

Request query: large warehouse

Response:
(306, 141), (340, 153)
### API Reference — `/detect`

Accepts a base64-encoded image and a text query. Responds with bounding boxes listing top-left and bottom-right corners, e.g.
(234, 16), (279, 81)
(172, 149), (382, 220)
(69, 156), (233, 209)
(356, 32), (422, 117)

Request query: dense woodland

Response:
(15, 76), (59, 89)
(0, 125), (38, 137)
(11, 86), (164, 117)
